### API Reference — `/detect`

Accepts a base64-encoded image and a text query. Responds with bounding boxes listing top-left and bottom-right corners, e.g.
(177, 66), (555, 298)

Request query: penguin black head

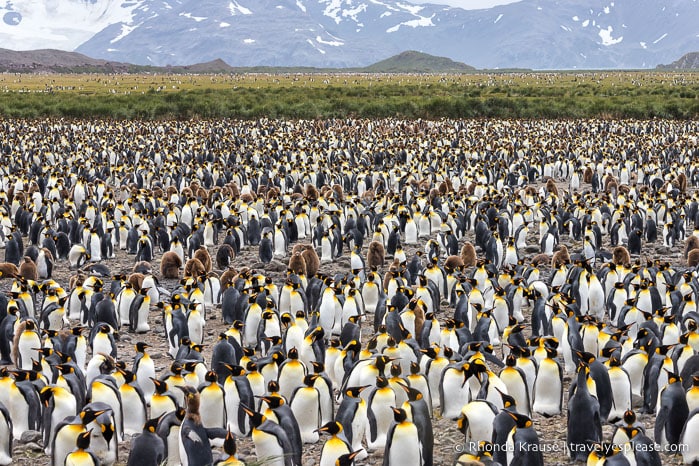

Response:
(267, 380), (280, 393)
(223, 429), (237, 456)
(316, 421), (343, 436)
(311, 361), (325, 374)
(135, 341), (150, 353)
(344, 385), (370, 399)
(80, 407), (107, 425)
(242, 407), (265, 428)
(391, 407), (408, 423)
(76, 429), (92, 450)
(152, 378), (169, 394)
(409, 361), (421, 375)
(496, 387), (517, 409)
(506, 411), (533, 429)
(622, 410), (636, 426)
(302, 374), (319, 387)
(336, 450), (363, 466)
(398, 382), (423, 402)
(664, 369), (681, 384)
(287, 347), (299, 360)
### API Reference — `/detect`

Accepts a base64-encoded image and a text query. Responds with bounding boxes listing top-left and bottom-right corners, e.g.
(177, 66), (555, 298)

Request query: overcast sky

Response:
(409, 0), (522, 9)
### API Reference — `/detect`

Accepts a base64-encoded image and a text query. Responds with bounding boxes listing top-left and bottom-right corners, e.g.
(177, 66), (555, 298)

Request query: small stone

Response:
(19, 430), (41, 444)
(151, 353), (164, 359)
(154, 319), (163, 325)
(303, 460), (316, 466)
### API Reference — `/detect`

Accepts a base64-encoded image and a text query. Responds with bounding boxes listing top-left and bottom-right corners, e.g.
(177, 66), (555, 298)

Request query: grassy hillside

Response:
(364, 51), (476, 73)
(0, 72), (696, 119)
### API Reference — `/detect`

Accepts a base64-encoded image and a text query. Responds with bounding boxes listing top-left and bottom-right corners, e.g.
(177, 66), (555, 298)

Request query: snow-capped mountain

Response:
(0, 0), (697, 69)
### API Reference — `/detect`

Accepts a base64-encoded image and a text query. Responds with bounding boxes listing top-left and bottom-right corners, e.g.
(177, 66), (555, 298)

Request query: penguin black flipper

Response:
(180, 420), (214, 466)
(17, 380), (42, 431)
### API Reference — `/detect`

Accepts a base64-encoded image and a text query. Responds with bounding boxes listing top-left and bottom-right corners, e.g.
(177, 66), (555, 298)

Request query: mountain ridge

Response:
(0, 0), (697, 70)
(0, 48), (477, 74)
(657, 51), (699, 70)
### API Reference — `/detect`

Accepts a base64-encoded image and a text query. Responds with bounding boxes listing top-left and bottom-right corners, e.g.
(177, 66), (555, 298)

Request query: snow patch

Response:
(220, 22), (230, 27)
(179, 12), (207, 22)
(316, 35), (343, 46)
(381, 11), (392, 18)
(572, 16), (579, 21)
(582, 19), (590, 27)
(243, 38), (255, 44)
(395, 2), (424, 15)
(653, 33), (668, 44)
(603, 6), (610, 14)
(386, 15), (434, 33)
(494, 13), (503, 24)
(229, 1), (252, 15)
(306, 38), (326, 54)
(296, 0), (306, 13)
(639, 42), (647, 49)
(599, 26), (623, 45)
(560, 25), (571, 32)
(110, 23), (138, 44)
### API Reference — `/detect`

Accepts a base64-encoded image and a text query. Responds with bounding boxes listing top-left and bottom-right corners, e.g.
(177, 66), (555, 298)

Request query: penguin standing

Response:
(317, 421), (352, 466)
(681, 408), (699, 465)
(132, 342), (156, 402)
(127, 417), (165, 466)
(655, 370), (689, 450)
(335, 386), (369, 462)
(156, 408), (186, 466)
(367, 376), (397, 451)
(51, 407), (106, 466)
(566, 364), (602, 461)
(0, 402), (11, 466)
(290, 374), (322, 444)
(505, 412), (544, 466)
(214, 429), (245, 465)
(64, 430), (100, 466)
(259, 231), (274, 264)
(399, 383), (433, 466)
(532, 347), (562, 417)
(382, 407), (421, 466)
(178, 386), (218, 466)
(244, 407), (295, 466)
(117, 369), (147, 436)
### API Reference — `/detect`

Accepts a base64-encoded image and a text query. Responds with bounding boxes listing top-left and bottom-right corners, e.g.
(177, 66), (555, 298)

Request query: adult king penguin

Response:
(382, 407), (421, 466)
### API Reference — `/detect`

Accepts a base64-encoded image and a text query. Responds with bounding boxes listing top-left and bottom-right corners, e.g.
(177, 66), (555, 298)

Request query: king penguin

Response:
(382, 407), (421, 466)
(126, 417), (166, 466)
(64, 430), (100, 466)
(505, 411), (544, 466)
(178, 385), (222, 466)
(0, 402), (11, 466)
(566, 363), (602, 461)
(243, 407), (296, 466)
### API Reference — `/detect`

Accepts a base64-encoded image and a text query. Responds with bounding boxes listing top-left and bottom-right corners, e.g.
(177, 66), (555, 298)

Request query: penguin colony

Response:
(0, 117), (697, 466)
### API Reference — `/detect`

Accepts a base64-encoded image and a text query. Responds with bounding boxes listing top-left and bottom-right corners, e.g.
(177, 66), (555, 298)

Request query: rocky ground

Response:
(4, 193), (692, 466)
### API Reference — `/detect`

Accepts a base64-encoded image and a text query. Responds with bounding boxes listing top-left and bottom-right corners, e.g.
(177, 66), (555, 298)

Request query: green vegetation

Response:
(0, 71), (697, 119)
